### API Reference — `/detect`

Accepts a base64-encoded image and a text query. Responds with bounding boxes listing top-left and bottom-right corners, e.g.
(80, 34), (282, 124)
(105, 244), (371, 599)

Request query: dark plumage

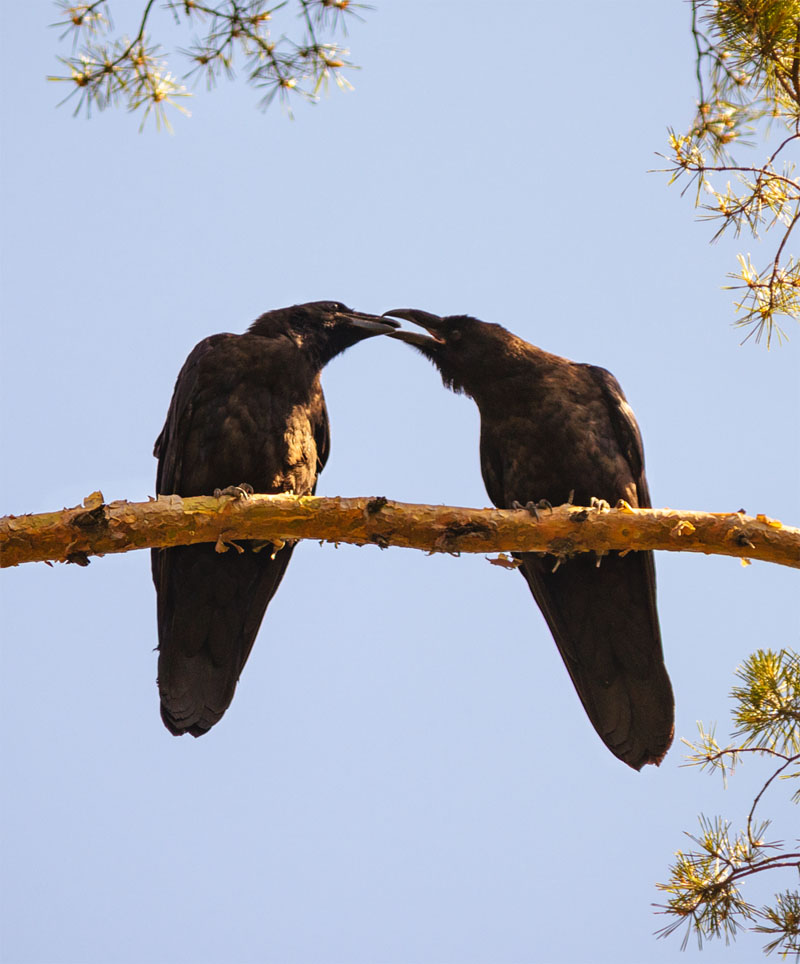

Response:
(386, 308), (674, 769)
(152, 301), (397, 736)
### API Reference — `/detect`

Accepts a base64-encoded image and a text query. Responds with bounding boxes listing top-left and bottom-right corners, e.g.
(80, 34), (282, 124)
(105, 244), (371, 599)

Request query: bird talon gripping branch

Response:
(213, 483), (254, 501)
(510, 500), (548, 520)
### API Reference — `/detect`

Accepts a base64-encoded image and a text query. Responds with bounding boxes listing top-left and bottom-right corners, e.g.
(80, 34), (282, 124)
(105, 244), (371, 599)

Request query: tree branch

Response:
(1, 492), (798, 570)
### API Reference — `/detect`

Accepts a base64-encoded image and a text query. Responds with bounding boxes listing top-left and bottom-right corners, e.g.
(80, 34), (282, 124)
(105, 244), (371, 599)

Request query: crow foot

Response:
(511, 499), (553, 521)
(214, 483), (254, 500)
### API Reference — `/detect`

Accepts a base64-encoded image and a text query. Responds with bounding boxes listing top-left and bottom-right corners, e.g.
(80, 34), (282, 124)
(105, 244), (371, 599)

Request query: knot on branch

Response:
(548, 537), (577, 558)
(71, 503), (108, 531)
(65, 551), (92, 567)
(434, 520), (495, 552)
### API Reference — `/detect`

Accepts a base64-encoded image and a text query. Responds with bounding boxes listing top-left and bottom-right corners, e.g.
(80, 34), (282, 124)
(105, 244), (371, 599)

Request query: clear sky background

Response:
(1, 3), (798, 963)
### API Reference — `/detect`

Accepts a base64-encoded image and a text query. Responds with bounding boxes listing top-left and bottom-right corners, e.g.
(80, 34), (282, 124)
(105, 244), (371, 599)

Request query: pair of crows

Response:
(153, 302), (674, 770)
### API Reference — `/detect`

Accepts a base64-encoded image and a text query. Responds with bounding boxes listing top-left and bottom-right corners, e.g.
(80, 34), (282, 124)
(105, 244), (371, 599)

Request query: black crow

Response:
(153, 302), (397, 736)
(386, 308), (673, 769)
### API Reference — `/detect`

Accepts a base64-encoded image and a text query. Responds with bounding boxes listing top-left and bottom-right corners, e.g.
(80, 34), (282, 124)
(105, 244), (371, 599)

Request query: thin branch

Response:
(1, 493), (798, 569)
(772, 205), (800, 275)
(685, 746), (793, 767)
(686, 162), (800, 195)
(73, 0), (157, 82)
(747, 753), (800, 847)
(692, 3), (707, 107)
(725, 856), (800, 886)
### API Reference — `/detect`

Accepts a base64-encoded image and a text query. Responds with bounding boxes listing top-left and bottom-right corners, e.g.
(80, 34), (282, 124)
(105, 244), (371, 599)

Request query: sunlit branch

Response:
(1, 492), (798, 569)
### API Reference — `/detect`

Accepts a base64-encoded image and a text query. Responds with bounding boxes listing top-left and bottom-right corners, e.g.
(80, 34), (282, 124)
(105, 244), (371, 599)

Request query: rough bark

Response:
(1, 491), (797, 570)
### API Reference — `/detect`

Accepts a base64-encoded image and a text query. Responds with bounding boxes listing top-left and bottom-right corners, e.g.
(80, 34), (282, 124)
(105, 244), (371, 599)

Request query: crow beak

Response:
(344, 310), (400, 335)
(382, 308), (446, 345)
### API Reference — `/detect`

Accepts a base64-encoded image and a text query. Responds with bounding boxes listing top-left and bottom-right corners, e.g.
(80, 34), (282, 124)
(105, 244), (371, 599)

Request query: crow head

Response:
(250, 301), (398, 365)
(383, 308), (525, 397)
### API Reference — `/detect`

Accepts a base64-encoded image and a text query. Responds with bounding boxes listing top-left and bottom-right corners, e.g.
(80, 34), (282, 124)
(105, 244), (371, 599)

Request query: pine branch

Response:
(1, 491), (798, 569)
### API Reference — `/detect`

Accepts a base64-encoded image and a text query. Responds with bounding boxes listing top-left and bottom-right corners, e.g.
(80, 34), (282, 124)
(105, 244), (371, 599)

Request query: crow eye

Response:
(449, 329), (462, 342)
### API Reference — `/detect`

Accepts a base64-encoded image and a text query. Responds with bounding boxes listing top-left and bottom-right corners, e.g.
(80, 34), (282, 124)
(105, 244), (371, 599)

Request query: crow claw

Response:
(512, 499), (552, 520)
(214, 483), (254, 501)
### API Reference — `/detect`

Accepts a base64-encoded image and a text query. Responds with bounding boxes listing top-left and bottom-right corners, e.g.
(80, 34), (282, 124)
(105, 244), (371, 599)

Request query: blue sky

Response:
(1, 3), (798, 963)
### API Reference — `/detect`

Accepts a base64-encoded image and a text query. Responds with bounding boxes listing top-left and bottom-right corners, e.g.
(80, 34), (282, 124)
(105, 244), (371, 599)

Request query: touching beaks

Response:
(345, 310), (400, 335)
(382, 308), (446, 345)
(382, 308), (444, 330)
